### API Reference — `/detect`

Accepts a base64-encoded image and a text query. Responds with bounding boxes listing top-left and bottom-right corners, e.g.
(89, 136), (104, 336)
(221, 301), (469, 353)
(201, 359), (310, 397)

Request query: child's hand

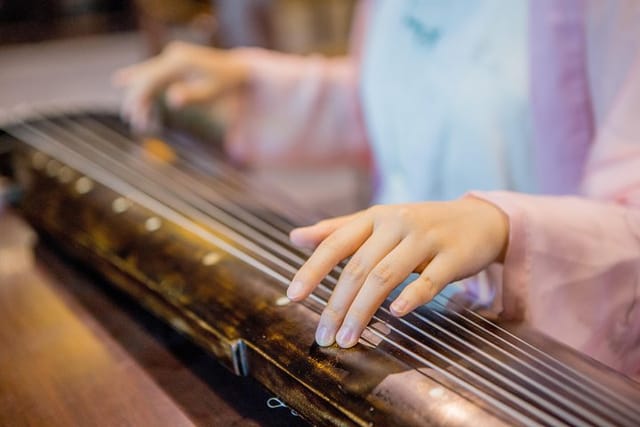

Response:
(112, 41), (249, 131)
(288, 197), (509, 348)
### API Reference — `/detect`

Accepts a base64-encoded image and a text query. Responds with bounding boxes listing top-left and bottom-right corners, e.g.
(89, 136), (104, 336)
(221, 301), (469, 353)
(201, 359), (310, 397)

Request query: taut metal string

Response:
(79, 113), (334, 263)
(432, 293), (640, 416)
(422, 297), (637, 420)
(29, 114), (585, 425)
(96, 111), (638, 424)
(10, 115), (554, 427)
(53, 112), (639, 424)
(61, 114), (635, 417)
(18, 112), (632, 423)
(9, 109), (638, 425)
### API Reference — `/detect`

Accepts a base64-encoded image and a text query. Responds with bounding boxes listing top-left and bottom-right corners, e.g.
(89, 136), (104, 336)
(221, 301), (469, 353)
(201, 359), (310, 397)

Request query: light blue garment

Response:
(361, 0), (533, 204)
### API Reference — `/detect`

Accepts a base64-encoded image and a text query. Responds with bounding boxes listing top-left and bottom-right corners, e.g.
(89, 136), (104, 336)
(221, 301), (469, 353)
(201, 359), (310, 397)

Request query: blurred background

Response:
(0, 0), (356, 53)
(0, 0), (366, 215)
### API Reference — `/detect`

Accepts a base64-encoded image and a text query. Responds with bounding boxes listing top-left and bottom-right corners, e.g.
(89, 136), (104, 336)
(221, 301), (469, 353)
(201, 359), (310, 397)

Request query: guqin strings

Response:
(5, 106), (639, 426)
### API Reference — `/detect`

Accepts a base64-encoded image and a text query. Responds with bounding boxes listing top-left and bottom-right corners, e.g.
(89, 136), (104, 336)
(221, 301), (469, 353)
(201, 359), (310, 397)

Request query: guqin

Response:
(2, 107), (639, 426)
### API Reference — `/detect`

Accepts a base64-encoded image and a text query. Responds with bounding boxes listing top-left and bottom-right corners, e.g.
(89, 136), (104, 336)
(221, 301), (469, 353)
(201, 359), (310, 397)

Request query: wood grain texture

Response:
(0, 211), (307, 426)
(0, 249), (193, 426)
(5, 113), (640, 426)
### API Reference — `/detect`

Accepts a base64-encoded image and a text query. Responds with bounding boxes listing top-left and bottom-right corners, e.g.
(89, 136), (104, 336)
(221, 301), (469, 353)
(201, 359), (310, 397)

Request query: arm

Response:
(288, 129), (640, 374)
(224, 49), (369, 166)
(474, 51), (640, 375)
(287, 5), (640, 377)
(474, 192), (640, 373)
(225, 0), (373, 166)
(115, 2), (371, 167)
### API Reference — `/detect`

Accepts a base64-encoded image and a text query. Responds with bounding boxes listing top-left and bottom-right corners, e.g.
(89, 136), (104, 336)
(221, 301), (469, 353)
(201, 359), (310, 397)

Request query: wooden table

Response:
(0, 210), (307, 426)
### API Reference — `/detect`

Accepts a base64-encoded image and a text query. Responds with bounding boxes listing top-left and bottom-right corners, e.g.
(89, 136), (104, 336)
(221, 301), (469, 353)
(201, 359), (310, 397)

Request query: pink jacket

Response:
(225, 0), (640, 376)
(477, 0), (640, 376)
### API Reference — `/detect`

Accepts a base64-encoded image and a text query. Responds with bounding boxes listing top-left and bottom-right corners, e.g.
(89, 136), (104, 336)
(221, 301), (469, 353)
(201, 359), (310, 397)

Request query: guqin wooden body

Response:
(2, 108), (640, 426)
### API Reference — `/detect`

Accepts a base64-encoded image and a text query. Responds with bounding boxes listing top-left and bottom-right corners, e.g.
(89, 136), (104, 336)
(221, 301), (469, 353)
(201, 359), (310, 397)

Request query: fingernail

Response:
(287, 280), (304, 300)
(391, 298), (408, 316)
(315, 324), (334, 347)
(336, 325), (357, 348)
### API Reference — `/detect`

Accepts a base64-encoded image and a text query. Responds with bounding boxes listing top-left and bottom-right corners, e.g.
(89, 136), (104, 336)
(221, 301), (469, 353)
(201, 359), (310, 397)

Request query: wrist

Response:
(462, 196), (510, 263)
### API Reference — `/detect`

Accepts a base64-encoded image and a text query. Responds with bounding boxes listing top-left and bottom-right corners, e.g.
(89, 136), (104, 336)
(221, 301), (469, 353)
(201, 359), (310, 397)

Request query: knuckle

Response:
(368, 263), (395, 288)
(367, 204), (384, 216)
(344, 309), (368, 326)
(342, 257), (367, 283)
(413, 275), (436, 301)
(395, 206), (413, 222)
(423, 229), (444, 248)
(322, 303), (345, 320)
(318, 236), (342, 254)
(371, 205), (415, 230)
(415, 273), (434, 289)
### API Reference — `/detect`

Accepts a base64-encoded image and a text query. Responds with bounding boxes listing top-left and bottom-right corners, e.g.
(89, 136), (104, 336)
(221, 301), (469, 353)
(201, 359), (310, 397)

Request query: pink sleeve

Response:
(471, 55), (640, 375)
(223, 2), (372, 167)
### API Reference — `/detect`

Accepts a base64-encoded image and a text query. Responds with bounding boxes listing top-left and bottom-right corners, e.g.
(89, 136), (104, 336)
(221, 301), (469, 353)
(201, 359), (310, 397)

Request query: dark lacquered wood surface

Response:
(0, 211), (307, 427)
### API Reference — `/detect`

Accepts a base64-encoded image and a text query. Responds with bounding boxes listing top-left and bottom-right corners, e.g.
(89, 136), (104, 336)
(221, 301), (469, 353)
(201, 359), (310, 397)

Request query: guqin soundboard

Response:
(2, 107), (640, 426)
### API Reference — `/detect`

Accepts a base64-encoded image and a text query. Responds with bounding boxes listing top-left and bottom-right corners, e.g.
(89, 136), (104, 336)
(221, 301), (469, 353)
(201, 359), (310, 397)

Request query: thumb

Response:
(390, 253), (457, 316)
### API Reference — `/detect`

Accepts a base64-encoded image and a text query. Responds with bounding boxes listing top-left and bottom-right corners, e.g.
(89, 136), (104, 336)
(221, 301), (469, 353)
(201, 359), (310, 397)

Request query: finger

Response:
(129, 100), (151, 132)
(289, 214), (357, 249)
(315, 225), (402, 346)
(335, 236), (435, 348)
(113, 41), (217, 88)
(121, 58), (183, 107)
(166, 79), (224, 108)
(121, 58), (188, 128)
(112, 56), (167, 87)
(165, 41), (224, 64)
(390, 252), (457, 317)
(112, 63), (145, 86)
(287, 214), (371, 301)
(121, 90), (151, 132)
